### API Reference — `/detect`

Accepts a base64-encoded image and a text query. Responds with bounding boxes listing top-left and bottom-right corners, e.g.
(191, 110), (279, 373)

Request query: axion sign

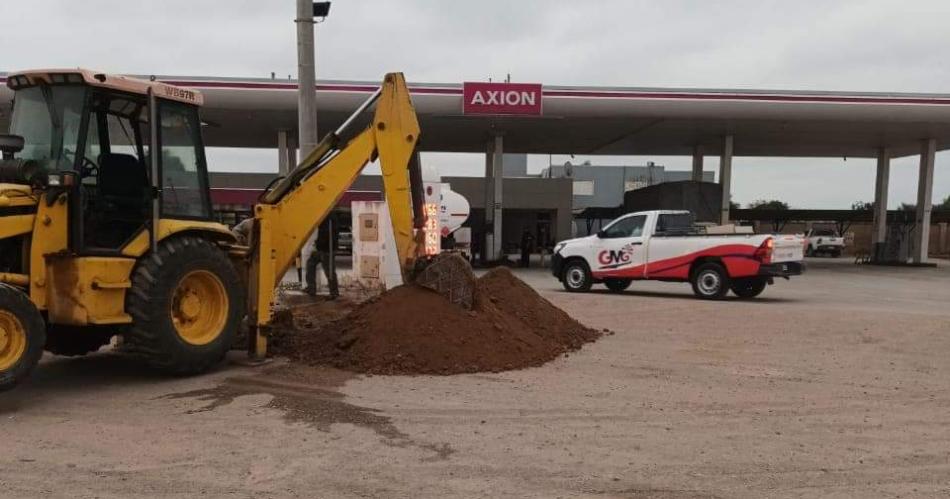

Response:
(462, 82), (543, 116)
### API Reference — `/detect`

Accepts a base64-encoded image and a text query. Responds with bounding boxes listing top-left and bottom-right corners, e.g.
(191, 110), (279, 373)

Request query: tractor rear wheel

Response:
(0, 283), (45, 392)
(124, 236), (242, 375)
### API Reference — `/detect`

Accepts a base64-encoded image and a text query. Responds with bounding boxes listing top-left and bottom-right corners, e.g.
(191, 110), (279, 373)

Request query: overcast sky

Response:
(3, 0), (949, 208)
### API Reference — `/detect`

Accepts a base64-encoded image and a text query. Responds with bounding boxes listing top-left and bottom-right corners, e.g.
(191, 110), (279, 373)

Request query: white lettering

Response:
(468, 87), (539, 109)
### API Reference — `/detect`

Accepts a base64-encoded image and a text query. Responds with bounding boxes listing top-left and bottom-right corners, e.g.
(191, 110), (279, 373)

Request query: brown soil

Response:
(271, 268), (600, 375)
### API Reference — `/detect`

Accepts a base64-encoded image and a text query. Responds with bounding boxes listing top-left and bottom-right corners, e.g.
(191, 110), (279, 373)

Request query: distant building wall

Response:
(440, 176), (573, 246)
(502, 154), (528, 177)
(542, 163), (715, 209)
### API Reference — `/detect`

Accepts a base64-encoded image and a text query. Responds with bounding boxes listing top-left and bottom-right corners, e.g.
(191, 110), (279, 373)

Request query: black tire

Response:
(124, 236), (242, 375)
(45, 325), (114, 357)
(0, 283), (46, 392)
(731, 277), (768, 299)
(690, 262), (731, 300)
(604, 278), (632, 293)
(561, 259), (593, 292)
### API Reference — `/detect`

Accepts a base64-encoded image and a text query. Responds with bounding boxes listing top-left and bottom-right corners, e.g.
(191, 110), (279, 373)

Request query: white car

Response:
(552, 210), (805, 299)
(804, 229), (845, 257)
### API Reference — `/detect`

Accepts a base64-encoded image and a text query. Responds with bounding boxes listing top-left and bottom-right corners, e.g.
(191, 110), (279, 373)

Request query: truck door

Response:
(592, 214), (648, 278)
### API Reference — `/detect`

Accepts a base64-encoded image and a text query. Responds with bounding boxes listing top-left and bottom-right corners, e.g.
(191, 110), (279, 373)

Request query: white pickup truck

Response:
(804, 228), (845, 257)
(552, 210), (805, 299)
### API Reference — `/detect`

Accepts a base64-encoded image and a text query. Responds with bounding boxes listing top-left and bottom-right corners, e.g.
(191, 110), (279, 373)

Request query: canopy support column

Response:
(691, 144), (704, 182)
(871, 148), (890, 262)
(719, 135), (733, 225)
(484, 133), (504, 261)
(277, 129), (296, 175)
(912, 138), (936, 264)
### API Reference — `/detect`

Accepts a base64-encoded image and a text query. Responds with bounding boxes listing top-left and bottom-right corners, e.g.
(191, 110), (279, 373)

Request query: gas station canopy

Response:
(4, 73), (950, 158)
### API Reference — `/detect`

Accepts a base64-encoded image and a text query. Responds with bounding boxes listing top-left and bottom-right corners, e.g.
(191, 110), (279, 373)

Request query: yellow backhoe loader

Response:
(0, 70), (473, 391)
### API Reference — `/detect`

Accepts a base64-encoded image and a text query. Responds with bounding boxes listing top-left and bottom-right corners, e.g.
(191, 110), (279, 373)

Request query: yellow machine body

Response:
(0, 69), (448, 392)
(0, 188), (235, 327)
(0, 71), (425, 359)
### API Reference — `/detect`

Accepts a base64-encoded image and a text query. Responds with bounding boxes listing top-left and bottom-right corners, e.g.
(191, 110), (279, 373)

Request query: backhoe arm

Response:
(247, 73), (423, 354)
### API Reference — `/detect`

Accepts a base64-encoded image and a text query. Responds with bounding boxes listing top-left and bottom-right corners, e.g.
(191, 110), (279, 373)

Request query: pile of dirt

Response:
(272, 268), (600, 375)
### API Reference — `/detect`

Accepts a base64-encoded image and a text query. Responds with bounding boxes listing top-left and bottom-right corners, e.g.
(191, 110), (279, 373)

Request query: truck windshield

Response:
(8, 85), (86, 172)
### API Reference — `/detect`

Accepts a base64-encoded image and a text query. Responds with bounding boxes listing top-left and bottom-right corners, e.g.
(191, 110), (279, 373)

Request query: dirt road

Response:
(3, 259), (950, 498)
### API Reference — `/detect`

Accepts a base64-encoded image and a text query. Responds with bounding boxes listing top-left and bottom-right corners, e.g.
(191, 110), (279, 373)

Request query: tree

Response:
(936, 195), (950, 211)
(748, 199), (789, 210)
(851, 201), (874, 211)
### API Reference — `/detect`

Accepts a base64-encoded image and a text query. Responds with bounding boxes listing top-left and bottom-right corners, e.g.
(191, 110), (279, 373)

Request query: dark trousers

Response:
(306, 251), (339, 297)
(520, 249), (530, 268)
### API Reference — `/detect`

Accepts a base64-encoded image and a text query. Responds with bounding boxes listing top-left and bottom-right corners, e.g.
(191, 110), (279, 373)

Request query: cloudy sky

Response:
(3, 0), (949, 208)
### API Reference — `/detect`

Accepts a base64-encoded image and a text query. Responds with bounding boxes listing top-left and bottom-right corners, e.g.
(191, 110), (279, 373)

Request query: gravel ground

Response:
(2, 258), (950, 498)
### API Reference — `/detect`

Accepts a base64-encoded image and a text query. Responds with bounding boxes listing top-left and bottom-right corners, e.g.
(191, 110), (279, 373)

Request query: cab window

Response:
(602, 215), (646, 238)
(159, 101), (210, 219)
(9, 85), (86, 172)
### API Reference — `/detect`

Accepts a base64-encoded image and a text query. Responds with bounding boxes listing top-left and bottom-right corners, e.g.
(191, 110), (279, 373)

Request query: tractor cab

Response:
(3, 69), (214, 251)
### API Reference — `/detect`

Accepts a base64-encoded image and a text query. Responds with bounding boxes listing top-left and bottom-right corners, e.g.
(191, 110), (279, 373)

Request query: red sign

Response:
(462, 82), (543, 116)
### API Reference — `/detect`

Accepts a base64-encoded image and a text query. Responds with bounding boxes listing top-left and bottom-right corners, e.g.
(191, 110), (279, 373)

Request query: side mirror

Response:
(0, 134), (25, 159)
(596, 230), (607, 238)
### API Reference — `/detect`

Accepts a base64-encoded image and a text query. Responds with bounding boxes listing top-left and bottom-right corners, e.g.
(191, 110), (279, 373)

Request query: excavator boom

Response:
(247, 73), (433, 356)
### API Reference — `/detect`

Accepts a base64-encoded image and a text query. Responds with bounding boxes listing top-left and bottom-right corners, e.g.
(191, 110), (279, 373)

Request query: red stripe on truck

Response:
(592, 243), (761, 280)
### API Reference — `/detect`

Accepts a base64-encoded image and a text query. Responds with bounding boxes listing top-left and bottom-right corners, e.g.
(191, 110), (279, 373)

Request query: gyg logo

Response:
(597, 243), (637, 268)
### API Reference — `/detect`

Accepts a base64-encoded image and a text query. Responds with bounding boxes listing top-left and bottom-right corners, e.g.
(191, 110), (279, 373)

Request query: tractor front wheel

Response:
(0, 284), (45, 392)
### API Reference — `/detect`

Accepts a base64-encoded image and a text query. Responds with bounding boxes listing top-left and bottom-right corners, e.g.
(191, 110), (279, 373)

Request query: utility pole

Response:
(294, 1), (331, 290)
(296, 0), (320, 161)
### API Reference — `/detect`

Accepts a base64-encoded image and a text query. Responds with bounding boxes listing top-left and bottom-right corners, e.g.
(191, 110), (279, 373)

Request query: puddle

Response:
(161, 364), (455, 460)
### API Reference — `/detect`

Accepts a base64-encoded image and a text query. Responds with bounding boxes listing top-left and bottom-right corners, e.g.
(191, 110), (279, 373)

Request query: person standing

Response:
(304, 218), (339, 298)
(520, 228), (535, 268)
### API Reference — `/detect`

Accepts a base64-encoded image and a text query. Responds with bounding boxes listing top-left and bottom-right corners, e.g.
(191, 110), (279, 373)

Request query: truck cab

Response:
(551, 210), (805, 300)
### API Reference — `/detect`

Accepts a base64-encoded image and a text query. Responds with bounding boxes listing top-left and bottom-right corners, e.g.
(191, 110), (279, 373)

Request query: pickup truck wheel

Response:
(604, 278), (632, 293)
(561, 260), (593, 293)
(691, 262), (730, 300)
(731, 277), (767, 299)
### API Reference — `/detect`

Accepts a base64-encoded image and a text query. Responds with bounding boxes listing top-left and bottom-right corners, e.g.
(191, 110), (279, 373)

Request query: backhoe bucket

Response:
(413, 253), (476, 310)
